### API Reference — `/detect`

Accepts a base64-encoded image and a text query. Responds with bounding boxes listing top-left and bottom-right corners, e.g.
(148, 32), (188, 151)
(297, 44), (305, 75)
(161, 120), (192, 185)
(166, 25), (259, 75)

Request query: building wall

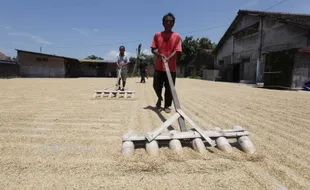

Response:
(18, 52), (65, 77)
(106, 63), (117, 77)
(203, 69), (219, 81)
(307, 31), (310, 46)
(262, 19), (308, 53)
(215, 14), (309, 83)
(216, 15), (261, 65)
(66, 59), (82, 77)
(80, 62), (97, 77)
(0, 62), (19, 78)
(261, 18), (308, 84)
(215, 15), (261, 82)
(292, 52), (310, 89)
(233, 15), (261, 82)
(215, 36), (233, 66)
(233, 15), (261, 58)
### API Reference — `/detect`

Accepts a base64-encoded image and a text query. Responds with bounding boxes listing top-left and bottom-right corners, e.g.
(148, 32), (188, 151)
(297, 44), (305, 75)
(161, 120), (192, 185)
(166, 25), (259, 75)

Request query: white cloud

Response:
(72, 28), (88, 35)
(103, 48), (152, 62)
(141, 48), (152, 55)
(11, 41), (32, 46)
(103, 50), (133, 61)
(72, 28), (100, 35)
(8, 32), (52, 45)
(0, 25), (11, 29)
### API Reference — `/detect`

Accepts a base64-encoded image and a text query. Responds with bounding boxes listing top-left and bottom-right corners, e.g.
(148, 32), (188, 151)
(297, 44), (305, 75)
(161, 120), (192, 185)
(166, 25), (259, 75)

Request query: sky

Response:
(0, 0), (309, 61)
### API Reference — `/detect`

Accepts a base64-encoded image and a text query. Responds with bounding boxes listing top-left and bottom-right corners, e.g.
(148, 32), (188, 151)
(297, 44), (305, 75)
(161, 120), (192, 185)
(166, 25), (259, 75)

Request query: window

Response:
(234, 22), (260, 40)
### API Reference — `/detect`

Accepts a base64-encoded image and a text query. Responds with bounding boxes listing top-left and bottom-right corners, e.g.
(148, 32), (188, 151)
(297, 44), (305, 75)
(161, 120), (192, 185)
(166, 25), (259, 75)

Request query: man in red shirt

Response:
(151, 12), (182, 113)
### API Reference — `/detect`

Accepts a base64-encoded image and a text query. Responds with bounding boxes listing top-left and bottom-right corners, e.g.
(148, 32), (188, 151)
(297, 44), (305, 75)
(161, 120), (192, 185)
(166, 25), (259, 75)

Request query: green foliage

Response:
(128, 36), (216, 78)
(131, 43), (156, 76)
(140, 54), (155, 65)
(178, 36), (199, 66)
(86, 55), (103, 60)
(178, 36), (217, 77)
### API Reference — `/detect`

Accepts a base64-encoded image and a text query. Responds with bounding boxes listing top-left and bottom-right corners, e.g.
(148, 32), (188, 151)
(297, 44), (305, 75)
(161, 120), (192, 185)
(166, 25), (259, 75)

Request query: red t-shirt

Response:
(151, 31), (182, 72)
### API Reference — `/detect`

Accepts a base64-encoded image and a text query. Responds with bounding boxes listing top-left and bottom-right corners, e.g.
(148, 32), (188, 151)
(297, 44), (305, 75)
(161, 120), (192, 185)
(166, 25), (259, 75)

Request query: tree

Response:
(178, 36), (216, 77)
(198, 37), (215, 49)
(130, 44), (155, 76)
(178, 36), (200, 76)
(141, 54), (155, 65)
(85, 55), (103, 60)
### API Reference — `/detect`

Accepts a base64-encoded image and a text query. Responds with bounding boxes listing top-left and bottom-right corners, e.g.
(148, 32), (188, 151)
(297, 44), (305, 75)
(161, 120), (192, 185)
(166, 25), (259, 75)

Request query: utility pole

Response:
(131, 43), (142, 77)
(40, 46), (42, 53)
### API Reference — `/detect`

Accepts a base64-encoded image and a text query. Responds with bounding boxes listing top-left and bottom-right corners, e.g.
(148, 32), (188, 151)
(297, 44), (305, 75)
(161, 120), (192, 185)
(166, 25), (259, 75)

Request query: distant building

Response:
(15, 49), (122, 78)
(0, 51), (11, 61)
(0, 51), (18, 78)
(78, 59), (116, 77)
(213, 9), (310, 89)
(16, 49), (80, 77)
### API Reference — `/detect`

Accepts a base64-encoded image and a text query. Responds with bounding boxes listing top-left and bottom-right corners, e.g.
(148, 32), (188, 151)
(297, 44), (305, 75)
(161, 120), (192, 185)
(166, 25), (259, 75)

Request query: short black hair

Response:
(162, 12), (175, 24)
(119, 45), (125, 49)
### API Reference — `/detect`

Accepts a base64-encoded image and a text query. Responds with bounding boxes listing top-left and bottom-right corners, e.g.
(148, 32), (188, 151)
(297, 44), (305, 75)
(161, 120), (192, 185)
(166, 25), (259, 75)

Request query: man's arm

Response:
(151, 33), (166, 59)
(116, 55), (121, 68)
(167, 51), (178, 60)
(167, 34), (182, 61)
(151, 48), (163, 58)
(123, 55), (130, 66)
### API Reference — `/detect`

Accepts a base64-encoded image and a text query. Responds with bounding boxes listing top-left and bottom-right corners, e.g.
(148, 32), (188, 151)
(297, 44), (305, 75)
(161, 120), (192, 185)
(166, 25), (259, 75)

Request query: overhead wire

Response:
(45, 0), (289, 49)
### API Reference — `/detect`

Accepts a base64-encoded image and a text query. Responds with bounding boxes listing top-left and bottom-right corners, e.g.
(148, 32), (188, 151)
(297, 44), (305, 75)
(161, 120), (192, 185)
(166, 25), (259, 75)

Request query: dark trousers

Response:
(153, 70), (176, 108)
(140, 71), (146, 83)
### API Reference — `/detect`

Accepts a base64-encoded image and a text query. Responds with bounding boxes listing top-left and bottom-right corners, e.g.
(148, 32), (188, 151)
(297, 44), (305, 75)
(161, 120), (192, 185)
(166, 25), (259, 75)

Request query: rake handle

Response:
(162, 59), (187, 132)
(115, 67), (122, 87)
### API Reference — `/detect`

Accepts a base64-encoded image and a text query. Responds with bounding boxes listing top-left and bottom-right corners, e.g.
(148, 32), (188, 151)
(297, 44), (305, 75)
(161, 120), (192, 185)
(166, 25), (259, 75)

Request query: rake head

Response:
(122, 125), (256, 157)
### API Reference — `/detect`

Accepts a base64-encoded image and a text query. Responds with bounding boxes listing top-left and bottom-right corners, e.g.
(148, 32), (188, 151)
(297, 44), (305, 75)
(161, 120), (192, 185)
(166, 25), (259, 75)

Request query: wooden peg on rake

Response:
(121, 59), (256, 157)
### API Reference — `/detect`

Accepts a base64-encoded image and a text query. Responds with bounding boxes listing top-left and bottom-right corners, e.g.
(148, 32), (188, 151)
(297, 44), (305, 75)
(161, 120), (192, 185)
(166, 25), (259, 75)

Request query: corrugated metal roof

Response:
(15, 49), (78, 60)
(239, 9), (310, 28)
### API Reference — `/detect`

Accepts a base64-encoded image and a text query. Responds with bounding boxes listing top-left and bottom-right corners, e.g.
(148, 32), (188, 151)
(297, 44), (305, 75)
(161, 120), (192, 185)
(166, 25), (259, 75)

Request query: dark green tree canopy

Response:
(85, 55), (103, 60)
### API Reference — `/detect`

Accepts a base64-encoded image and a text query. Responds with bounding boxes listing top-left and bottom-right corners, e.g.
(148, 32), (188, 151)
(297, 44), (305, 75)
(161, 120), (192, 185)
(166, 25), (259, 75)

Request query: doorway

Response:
(264, 50), (295, 88)
(232, 63), (240, 82)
